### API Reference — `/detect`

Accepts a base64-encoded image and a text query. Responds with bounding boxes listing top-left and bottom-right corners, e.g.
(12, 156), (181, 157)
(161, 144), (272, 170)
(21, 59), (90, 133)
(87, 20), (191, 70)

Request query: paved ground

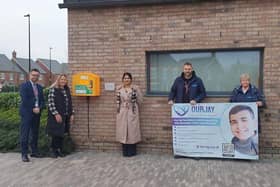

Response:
(0, 151), (280, 187)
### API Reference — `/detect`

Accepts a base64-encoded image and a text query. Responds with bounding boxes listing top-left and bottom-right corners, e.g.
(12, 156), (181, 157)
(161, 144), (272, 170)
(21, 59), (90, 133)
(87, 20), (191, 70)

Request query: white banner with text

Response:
(172, 103), (259, 160)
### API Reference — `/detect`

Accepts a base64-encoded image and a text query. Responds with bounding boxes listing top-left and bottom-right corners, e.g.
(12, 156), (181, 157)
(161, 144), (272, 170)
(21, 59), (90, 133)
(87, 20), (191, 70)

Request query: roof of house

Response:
(37, 58), (68, 74)
(61, 63), (69, 74)
(0, 54), (22, 73)
(59, 0), (200, 9)
(15, 58), (46, 74)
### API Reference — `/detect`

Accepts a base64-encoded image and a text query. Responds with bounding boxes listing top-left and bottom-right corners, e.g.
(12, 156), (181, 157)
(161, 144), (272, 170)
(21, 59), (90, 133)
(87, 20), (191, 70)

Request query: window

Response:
(20, 73), (25, 80)
(9, 73), (14, 81)
(39, 75), (43, 81)
(0, 73), (4, 79)
(147, 49), (263, 96)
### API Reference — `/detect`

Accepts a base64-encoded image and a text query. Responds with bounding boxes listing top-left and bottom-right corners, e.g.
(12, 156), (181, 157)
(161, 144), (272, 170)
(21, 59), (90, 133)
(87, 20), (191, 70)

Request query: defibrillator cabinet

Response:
(72, 73), (100, 96)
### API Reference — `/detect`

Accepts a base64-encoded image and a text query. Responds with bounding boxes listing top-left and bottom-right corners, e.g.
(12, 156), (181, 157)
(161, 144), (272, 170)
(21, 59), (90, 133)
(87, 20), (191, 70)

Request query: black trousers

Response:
(122, 144), (137, 157)
(51, 136), (64, 151)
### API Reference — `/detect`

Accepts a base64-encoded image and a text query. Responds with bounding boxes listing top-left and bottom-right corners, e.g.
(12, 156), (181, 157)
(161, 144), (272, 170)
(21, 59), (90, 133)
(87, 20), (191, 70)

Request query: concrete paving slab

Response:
(0, 152), (279, 187)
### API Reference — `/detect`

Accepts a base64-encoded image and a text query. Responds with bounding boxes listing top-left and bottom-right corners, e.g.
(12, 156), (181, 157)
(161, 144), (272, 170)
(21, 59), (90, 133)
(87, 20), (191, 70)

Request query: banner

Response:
(172, 103), (259, 160)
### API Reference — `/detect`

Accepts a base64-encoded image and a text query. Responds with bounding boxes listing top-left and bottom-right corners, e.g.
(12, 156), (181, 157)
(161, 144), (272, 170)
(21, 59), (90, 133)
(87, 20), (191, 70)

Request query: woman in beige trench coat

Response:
(116, 72), (143, 157)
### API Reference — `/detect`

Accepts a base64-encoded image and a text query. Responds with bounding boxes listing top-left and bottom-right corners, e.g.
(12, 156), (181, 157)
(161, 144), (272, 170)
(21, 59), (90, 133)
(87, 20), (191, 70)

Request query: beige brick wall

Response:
(67, 0), (280, 157)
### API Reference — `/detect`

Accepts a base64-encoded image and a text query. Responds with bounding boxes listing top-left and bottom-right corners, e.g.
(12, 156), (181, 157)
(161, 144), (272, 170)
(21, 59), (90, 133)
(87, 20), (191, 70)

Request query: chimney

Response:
(12, 50), (17, 59)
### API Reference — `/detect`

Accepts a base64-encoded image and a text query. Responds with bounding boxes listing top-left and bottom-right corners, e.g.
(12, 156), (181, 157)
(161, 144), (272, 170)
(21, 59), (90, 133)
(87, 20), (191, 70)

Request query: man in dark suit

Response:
(19, 68), (45, 162)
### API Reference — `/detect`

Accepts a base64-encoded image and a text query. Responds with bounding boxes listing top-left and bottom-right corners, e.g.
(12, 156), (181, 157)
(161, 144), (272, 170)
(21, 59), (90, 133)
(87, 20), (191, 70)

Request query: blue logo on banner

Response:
(174, 105), (189, 116)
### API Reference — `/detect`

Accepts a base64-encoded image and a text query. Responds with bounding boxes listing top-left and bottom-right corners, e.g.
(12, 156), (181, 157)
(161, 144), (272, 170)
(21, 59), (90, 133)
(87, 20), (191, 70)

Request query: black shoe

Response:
(22, 155), (30, 162)
(30, 153), (42, 158)
(50, 151), (58, 158)
(174, 155), (185, 159)
(127, 152), (136, 157)
(56, 150), (64, 157)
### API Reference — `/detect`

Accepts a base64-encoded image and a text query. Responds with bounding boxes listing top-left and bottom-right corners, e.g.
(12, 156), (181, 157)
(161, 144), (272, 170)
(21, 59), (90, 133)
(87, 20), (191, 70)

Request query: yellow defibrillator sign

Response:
(72, 73), (100, 96)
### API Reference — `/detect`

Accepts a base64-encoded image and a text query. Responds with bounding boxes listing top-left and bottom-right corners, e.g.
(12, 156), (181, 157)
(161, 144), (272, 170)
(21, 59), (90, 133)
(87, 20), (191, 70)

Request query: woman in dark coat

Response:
(230, 73), (265, 132)
(47, 74), (74, 158)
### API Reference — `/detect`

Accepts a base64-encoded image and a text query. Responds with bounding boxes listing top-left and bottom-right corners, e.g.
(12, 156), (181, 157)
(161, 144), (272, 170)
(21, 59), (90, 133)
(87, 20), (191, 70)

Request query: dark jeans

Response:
(51, 136), (64, 151)
(122, 144), (137, 157)
(20, 113), (40, 156)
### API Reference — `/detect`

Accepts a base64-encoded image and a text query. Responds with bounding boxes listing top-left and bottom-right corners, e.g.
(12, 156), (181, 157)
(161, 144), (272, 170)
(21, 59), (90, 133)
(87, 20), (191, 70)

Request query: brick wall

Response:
(67, 0), (280, 157)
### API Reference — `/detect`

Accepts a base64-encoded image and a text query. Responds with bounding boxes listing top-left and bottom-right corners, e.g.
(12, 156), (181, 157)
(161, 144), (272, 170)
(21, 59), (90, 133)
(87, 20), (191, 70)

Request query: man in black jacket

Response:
(168, 62), (206, 105)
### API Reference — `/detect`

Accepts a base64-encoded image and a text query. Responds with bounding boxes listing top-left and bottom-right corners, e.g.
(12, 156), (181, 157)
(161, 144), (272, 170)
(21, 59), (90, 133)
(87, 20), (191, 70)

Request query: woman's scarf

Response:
(117, 87), (137, 114)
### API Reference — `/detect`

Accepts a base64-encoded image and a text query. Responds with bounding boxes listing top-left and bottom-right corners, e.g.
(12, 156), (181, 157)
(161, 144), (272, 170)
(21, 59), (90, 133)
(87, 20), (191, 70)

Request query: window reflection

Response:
(148, 50), (261, 95)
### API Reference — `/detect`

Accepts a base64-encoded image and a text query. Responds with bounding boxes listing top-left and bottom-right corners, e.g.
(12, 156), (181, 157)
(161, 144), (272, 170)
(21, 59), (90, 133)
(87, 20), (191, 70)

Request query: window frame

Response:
(0, 72), (5, 79)
(146, 48), (264, 97)
(19, 73), (25, 80)
(9, 73), (14, 81)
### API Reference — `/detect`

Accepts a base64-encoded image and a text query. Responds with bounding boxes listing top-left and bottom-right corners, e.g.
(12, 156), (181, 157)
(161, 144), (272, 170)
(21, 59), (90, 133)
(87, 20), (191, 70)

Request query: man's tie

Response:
(32, 83), (38, 96)
(32, 83), (39, 107)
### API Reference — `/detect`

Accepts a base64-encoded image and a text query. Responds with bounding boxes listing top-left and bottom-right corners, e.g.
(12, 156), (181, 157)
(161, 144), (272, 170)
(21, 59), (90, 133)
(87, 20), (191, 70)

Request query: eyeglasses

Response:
(31, 74), (40, 77)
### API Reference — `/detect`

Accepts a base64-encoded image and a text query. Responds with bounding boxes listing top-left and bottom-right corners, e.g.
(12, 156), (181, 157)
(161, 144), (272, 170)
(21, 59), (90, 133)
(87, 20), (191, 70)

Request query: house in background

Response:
(61, 63), (69, 74)
(36, 58), (69, 86)
(0, 53), (23, 90)
(11, 51), (48, 87)
(0, 50), (68, 89)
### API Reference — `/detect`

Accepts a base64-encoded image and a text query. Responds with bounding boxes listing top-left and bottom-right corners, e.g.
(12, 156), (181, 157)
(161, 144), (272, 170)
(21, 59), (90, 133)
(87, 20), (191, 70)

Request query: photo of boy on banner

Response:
(229, 105), (258, 156)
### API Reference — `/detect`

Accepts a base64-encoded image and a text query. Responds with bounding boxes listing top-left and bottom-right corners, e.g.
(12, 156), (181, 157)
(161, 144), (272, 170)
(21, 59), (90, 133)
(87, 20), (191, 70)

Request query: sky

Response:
(0, 0), (68, 63)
